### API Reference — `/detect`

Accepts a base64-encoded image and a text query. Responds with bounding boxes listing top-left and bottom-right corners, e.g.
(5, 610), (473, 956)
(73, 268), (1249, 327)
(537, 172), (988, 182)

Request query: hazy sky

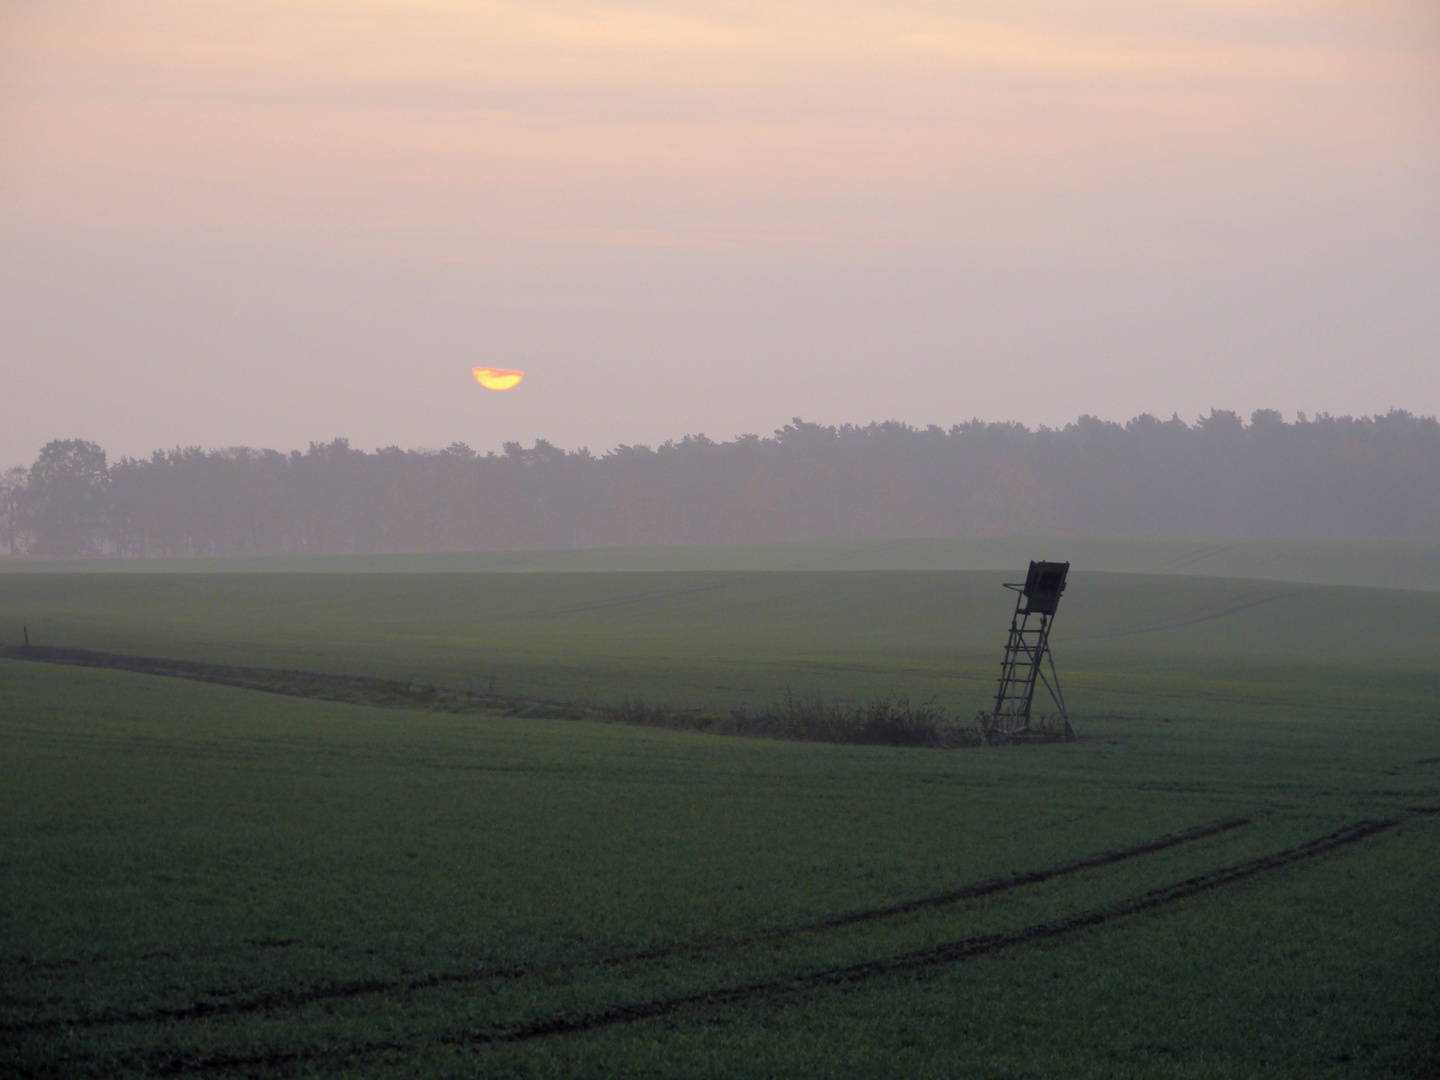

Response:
(2, 0), (1437, 464)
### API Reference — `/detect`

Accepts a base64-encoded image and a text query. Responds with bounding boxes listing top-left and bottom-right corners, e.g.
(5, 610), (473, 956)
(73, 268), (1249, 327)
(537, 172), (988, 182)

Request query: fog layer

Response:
(6, 411), (1437, 558)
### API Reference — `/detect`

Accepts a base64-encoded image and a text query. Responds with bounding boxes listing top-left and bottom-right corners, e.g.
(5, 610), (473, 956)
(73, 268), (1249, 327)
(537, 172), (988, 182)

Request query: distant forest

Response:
(3, 411), (1439, 557)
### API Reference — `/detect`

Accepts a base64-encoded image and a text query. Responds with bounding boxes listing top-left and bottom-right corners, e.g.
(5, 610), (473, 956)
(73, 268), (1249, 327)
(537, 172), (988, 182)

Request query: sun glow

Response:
(473, 367), (524, 391)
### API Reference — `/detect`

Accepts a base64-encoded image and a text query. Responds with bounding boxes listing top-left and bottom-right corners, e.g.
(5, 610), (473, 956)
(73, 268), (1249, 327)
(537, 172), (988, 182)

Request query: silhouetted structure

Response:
(984, 561), (1071, 743)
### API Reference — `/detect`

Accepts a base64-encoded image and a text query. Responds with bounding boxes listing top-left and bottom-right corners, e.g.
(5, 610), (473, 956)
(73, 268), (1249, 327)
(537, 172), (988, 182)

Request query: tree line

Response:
(3, 410), (1438, 558)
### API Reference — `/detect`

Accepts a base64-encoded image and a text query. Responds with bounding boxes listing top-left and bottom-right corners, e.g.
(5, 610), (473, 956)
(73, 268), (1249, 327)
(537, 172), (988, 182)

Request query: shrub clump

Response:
(607, 692), (982, 748)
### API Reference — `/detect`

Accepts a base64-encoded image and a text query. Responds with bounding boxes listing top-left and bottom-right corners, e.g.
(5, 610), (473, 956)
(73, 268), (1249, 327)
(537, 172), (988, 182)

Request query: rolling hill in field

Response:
(5, 535), (1440, 591)
(3, 542), (1437, 1077)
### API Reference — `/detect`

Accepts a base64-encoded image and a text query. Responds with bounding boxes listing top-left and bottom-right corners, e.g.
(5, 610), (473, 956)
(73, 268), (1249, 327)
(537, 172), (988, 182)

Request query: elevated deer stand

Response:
(984, 561), (1072, 744)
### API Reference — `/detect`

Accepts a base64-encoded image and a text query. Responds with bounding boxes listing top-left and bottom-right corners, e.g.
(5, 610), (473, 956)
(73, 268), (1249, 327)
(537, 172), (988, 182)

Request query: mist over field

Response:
(4, 2), (1438, 464)
(3, 409), (1438, 558)
(5, 5), (1439, 1077)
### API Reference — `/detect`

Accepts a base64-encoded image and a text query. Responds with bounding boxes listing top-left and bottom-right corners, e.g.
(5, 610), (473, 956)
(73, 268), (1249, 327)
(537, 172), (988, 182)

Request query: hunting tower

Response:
(984, 560), (1072, 742)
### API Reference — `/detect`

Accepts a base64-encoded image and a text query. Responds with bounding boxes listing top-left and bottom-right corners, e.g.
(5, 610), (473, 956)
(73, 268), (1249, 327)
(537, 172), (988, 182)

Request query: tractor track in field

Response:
(2, 817), (1252, 1035)
(15, 814), (1424, 1079)
(1082, 588), (1301, 639)
(0, 644), (967, 744)
(94, 815), (1409, 1077)
(1, 939), (303, 975)
(519, 578), (742, 617)
(0, 644), (598, 720)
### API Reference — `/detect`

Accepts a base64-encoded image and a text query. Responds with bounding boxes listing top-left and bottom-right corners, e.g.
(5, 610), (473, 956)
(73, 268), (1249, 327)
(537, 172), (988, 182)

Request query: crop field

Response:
(6, 534), (1440, 591)
(2, 545), (1439, 1077)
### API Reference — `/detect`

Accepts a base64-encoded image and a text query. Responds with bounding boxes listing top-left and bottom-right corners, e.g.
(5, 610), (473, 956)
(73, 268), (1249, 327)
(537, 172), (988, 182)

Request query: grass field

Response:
(2, 546), (1438, 1077)
(1, 566), (1438, 718)
(5, 535), (1440, 591)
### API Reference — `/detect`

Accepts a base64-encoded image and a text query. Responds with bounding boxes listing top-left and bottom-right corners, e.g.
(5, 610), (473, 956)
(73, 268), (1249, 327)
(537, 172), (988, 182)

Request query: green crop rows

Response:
(2, 547), (1438, 1077)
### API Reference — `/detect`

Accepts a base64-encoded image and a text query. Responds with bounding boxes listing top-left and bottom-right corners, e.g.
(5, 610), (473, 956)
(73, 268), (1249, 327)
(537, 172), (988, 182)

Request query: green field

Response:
(6, 535), (1440, 591)
(2, 544), (1438, 1077)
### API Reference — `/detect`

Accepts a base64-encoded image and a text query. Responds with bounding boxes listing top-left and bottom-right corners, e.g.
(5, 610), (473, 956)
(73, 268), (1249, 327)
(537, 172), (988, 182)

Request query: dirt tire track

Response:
(1157, 542), (1241, 573)
(0, 645), (521, 713)
(519, 578), (741, 618)
(1082, 589), (1300, 639)
(92, 815), (1410, 1076)
(1, 817), (1251, 1035)
(463, 817), (1406, 1048)
(0, 644), (624, 731)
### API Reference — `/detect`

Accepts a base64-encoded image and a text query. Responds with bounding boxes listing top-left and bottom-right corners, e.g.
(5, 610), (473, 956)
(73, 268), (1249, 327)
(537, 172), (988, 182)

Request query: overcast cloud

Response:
(2, 0), (1437, 464)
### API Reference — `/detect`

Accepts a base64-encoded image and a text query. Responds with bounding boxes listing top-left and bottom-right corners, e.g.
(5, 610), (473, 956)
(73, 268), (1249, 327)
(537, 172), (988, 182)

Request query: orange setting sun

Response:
(473, 367), (524, 391)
